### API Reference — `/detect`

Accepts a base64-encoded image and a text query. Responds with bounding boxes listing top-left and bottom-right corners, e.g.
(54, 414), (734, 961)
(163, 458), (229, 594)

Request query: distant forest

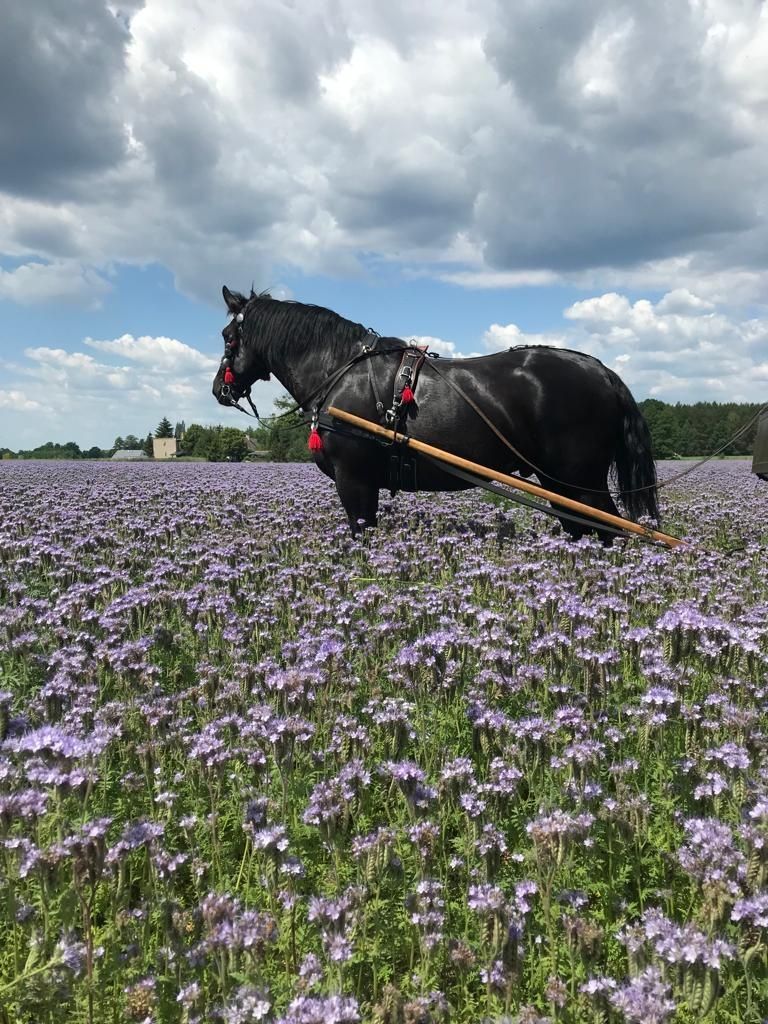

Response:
(2, 399), (764, 463)
(638, 400), (763, 459)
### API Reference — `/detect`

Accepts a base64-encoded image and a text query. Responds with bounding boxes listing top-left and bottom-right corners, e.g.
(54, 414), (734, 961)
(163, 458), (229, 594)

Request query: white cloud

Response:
(483, 323), (566, 351)
(655, 288), (716, 315)
(84, 334), (219, 372)
(2, 0), (768, 307)
(6, 334), (235, 447)
(553, 289), (768, 401)
(407, 334), (458, 357)
(0, 261), (111, 307)
(0, 390), (43, 412)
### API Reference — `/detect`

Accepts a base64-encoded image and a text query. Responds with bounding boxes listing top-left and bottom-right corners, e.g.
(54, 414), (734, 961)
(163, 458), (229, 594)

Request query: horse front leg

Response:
(334, 468), (379, 536)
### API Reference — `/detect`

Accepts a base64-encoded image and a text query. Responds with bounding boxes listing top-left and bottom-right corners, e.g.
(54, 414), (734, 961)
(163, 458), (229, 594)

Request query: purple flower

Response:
(252, 824), (290, 855)
(298, 952), (323, 990)
(188, 892), (277, 965)
(610, 966), (675, 1023)
(106, 820), (164, 865)
(275, 995), (360, 1024)
(407, 820), (440, 861)
(618, 908), (735, 969)
(731, 892), (768, 929)
(307, 886), (364, 965)
(677, 818), (745, 898)
(55, 932), (87, 975)
(221, 984), (271, 1023)
(0, 788), (48, 825)
(406, 879), (445, 951)
(527, 809), (594, 863)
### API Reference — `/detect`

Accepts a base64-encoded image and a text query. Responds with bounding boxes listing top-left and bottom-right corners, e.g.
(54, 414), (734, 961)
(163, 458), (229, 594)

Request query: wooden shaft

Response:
(327, 406), (686, 549)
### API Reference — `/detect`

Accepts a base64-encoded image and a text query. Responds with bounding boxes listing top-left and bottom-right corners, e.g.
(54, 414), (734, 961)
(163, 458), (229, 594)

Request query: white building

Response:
(111, 449), (149, 461)
(153, 437), (178, 459)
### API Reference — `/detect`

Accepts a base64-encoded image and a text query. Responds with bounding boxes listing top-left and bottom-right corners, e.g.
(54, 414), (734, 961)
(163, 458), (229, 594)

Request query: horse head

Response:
(212, 285), (272, 406)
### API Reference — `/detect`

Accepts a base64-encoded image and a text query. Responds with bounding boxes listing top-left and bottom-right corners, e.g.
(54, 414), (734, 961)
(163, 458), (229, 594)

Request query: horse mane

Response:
(242, 292), (382, 363)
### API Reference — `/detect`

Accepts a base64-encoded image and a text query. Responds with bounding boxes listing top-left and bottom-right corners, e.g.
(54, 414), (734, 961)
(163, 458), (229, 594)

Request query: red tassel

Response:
(308, 428), (324, 452)
(400, 385), (414, 404)
(223, 367), (235, 384)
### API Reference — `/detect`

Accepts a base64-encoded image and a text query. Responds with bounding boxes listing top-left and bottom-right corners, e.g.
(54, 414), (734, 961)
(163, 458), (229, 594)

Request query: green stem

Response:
(0, 958), (61, 998)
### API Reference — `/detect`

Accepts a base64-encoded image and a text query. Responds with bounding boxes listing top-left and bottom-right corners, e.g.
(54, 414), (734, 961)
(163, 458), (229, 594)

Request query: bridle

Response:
(217, 311), (263, 417)
(217, 307), (403, 427)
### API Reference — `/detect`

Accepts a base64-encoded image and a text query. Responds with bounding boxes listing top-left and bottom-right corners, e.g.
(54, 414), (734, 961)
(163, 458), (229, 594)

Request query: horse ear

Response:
(222, 285), (247, 315)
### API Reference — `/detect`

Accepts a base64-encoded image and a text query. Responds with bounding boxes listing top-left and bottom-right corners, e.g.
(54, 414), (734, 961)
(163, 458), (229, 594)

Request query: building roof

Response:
(111, 449), (149, 460)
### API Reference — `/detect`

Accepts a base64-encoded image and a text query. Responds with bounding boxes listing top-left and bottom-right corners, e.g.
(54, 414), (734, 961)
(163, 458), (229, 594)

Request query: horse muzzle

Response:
(212, 373), (236, 406)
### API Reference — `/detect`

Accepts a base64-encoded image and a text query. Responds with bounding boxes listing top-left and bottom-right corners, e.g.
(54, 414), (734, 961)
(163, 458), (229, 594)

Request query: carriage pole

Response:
(327, 406), (686, 549)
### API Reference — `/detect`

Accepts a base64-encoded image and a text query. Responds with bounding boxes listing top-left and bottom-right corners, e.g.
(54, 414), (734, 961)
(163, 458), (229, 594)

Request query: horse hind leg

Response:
(540, 477), (620, 545)
(577, 487), (622, 546)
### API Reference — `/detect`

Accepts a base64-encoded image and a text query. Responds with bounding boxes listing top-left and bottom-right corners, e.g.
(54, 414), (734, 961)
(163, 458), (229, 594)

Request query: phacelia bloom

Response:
(609, 966), (675, 1024)
(220, 984), (271, 1023)
(274, 994), (360, 1024)
(677, 818), (746, 897)
(618, 908), (735, 970)
(526, 809), (594, 864)
(731, 892), (768, 929)
(406, 879), (445, 951)
(307, 886), (364, 964)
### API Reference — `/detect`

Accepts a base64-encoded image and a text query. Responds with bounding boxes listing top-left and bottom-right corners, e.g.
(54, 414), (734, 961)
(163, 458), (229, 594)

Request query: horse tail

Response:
(612, 375), (660, 523)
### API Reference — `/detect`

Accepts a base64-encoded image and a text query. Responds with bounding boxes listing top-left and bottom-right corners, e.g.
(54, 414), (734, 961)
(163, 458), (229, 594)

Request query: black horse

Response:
(212, 287), (659, 538)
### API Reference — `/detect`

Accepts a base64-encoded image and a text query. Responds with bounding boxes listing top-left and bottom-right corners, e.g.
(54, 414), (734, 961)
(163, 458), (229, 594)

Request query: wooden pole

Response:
(327, 406), (686, 549)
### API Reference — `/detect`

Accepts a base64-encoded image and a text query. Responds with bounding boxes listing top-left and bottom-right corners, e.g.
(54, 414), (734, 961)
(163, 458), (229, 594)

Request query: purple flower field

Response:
(1, 459), (767, 1023)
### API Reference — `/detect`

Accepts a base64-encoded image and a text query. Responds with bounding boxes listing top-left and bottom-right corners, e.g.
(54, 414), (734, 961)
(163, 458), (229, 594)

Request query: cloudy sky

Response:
(2, 0), (768, 449)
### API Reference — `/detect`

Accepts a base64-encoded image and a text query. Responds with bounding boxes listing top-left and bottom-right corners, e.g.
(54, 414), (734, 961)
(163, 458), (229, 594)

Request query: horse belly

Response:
(407, 456), (474, 492)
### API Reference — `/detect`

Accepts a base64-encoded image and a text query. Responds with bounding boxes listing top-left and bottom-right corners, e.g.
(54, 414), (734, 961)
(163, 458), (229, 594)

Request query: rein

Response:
(220, 307), (767, 498)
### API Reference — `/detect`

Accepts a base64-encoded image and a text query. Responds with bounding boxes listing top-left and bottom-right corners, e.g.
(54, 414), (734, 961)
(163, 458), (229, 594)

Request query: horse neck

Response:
(252, 302), (368, 405)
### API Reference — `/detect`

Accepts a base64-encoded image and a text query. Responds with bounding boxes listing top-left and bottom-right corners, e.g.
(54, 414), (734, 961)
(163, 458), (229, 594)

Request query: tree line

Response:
(638, 399), (764, 459)
(3, 399), (763, 463)
(4, 403), (312, 463)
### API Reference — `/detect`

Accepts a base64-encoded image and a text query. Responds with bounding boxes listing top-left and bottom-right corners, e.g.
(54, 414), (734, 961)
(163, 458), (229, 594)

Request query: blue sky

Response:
(2, 0), (768, 450)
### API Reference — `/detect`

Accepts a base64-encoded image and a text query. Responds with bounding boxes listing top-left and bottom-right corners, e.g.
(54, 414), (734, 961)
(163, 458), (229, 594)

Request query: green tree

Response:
(178, 424), (209, 458)
(17, 441), (83, 460)
(84, 446), (103, 459)
(143, 433), (155, 457)
(676, 420), (699, 457)
(155, 417), (174, 438)
(639, 400), (678, 459)
(267, 395), (312, 462)
(113, 436), (125, 451)
(174, 416), (302, 462)
(219, 427), (249, 462)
